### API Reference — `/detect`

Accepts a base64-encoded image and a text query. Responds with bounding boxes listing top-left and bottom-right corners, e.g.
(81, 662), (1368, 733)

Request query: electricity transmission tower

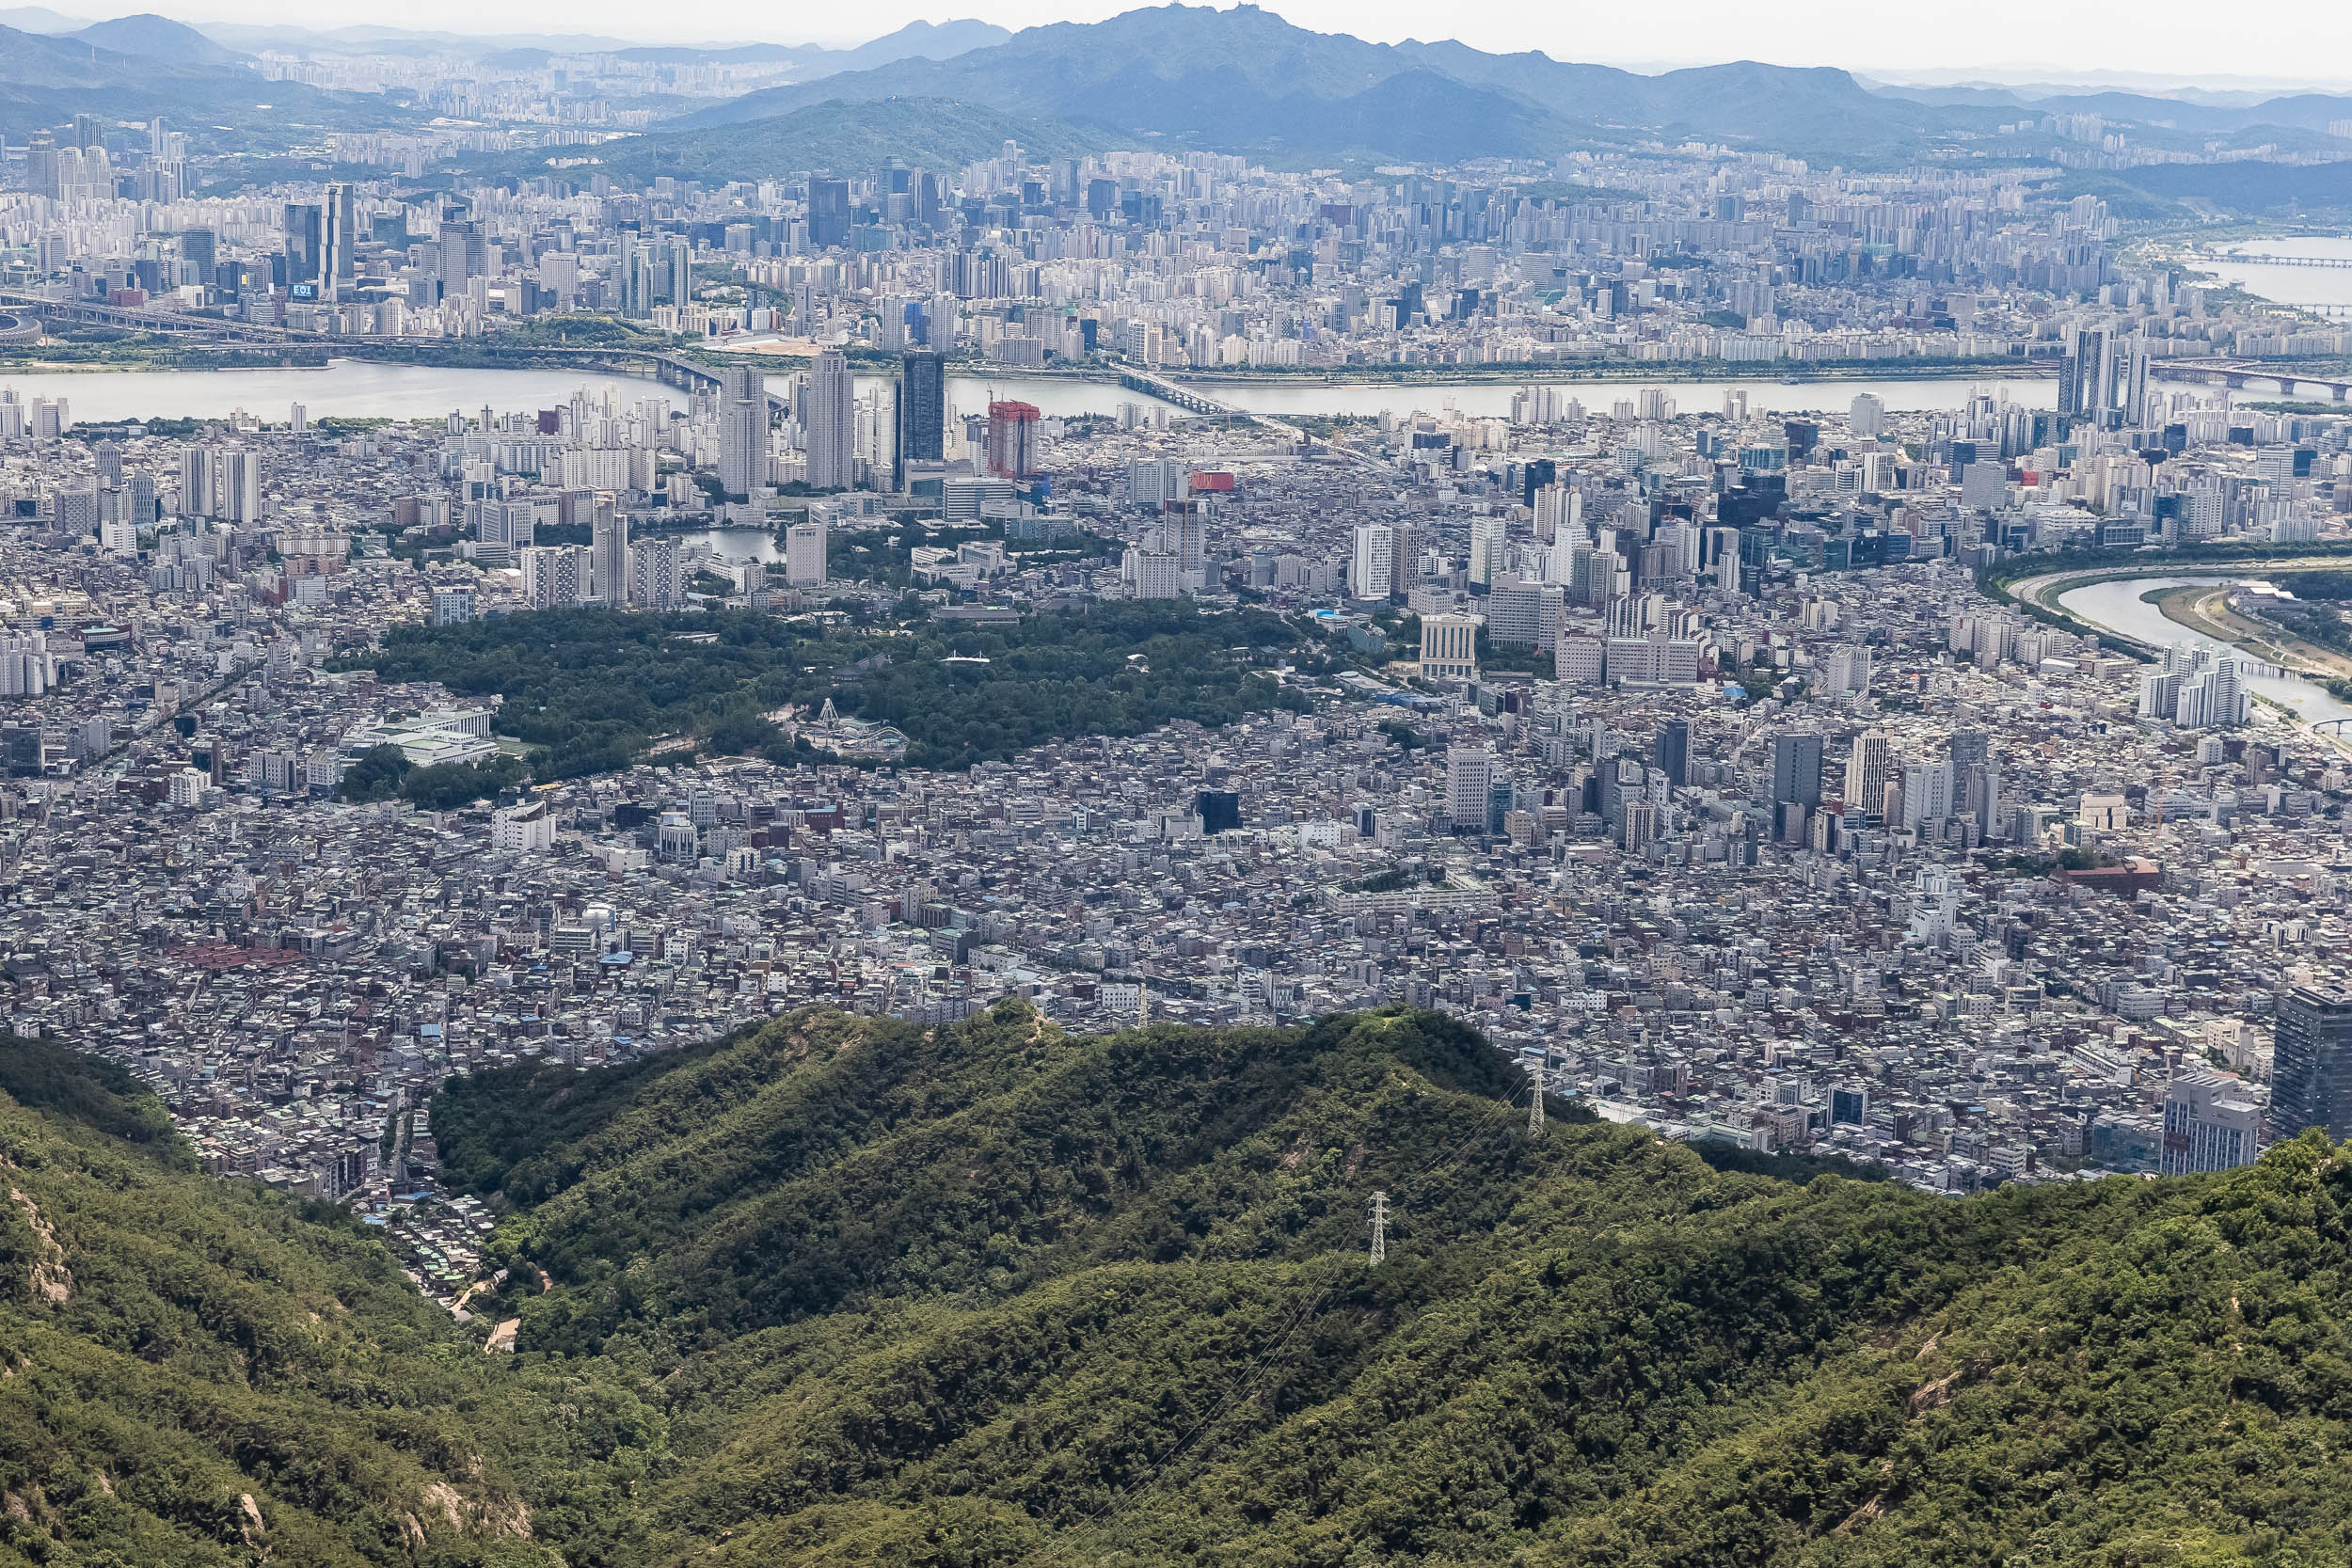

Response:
(1368, 1190), (1389, 1265)
(1527, 1061), (1545, 1137)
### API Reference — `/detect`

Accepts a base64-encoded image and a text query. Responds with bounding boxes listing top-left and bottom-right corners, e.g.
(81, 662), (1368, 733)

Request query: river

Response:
(1170, 372), (2057, 419)
(0, 357), (2056, 426)
(0, 361), (1181, 425)
(2199, 235), (2352, 312)
(2055, 574), (2352, 726)
(668, 528), (781, 562)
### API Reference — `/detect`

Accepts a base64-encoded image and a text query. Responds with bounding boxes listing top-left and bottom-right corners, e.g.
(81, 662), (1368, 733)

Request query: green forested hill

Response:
(428, 1003), (2352, 1568)
(16, 1008), (2352, 1567)
(0, 1036), (653, 1568)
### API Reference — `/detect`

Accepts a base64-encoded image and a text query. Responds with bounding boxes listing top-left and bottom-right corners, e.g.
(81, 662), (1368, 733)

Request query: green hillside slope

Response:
(6, 1006), (2351, 1568)
(432, 1002), (2352, 1568)
(0, 1035), (653, 1568)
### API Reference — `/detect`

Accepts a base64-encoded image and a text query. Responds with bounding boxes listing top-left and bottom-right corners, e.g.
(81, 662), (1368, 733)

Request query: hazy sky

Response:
(157, 0), (2352, 88)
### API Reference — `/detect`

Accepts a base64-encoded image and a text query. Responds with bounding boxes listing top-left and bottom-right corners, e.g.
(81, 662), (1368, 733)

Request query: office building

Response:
(2274, 985), (2352, 1141)
(1846, 732), (1889, 820)
(1445, 745), (1494, 833)
(320, 182), (355, 302)
(282, 202), (320, 289)
(1420, 612), (1477, 681)
(1770, 732), (1822, 808)
(1653, 719), (1689, 790)
(1900, 760), (1953, 834)
(785, 519), (827, 587)
(2160, 1071), (2262, 1175)
(898, 350), (946, 483)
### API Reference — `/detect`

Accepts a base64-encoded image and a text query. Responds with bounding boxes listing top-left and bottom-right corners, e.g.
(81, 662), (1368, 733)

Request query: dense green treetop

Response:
(334, 602), (1309, 779)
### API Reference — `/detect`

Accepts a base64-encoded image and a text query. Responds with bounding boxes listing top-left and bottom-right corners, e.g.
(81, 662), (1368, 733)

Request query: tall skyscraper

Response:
(222, 450), (262, 524)
(1653, 719), (1689, 790)
(1846, 731), (1889, 820)
(986, 400), (1040, 479)
(1899, 760), (1954, 833)
(593, 506), (630, 608)
(898, 350), (946, 483)
(1769, 732), (1822, 808)
(2274, 985), (2352, 1141)
(1445, 746), (1493, 833)
(718, 367), (768, 501)
(804, 350), (856, 490)
(178, 445), (215, 517)
(320, 182), (356, 302)
(282, 202), (320, 290)
(807, 177), (850, 249)
(1349, 524), (1394, 602)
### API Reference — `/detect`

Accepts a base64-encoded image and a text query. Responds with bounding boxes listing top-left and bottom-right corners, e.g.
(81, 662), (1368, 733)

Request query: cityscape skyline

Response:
(10, 0), (2352, 1555)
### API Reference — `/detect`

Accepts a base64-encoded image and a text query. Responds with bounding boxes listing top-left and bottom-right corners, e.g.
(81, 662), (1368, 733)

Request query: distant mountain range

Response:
(0, 15), (405, 140)
(669, 5), (1990, 167)
(540, 95), (1095, 187)
(660, 3), (2352, 179)
(8, 3), (2352, 204)
(70, 9), (242, 66)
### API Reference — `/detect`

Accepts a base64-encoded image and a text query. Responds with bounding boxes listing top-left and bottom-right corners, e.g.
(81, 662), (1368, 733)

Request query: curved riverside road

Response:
(2010, 564), (2352, 732)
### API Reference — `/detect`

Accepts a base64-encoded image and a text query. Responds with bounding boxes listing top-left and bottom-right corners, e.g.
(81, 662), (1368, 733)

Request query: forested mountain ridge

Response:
(0, 1036), (650, 1567)
(9, 1009), (2352, 1566)
(432, 1002), (2352, 1567)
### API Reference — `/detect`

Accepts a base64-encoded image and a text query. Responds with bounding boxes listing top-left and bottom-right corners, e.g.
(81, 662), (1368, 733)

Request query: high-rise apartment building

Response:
(630, 535), (683, 610)
(592, 507), (630, 608)
(986, 400), (1040, 480)
(1349, 524), (1394, 602)
(804, 350), (856, 490)
(1469, 515), (1508, 588)
(520, 545), (584, 608)
(718, 367), (768, 501)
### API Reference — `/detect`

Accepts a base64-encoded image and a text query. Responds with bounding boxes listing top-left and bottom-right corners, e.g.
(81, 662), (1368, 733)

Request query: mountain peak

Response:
(72, 10), (242, 66)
